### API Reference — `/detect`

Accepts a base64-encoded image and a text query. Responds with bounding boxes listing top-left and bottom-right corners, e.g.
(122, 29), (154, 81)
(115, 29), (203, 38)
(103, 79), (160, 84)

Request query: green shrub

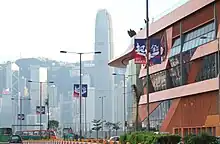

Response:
(119, 132), (181, 144)
(184, 132), (218, 144)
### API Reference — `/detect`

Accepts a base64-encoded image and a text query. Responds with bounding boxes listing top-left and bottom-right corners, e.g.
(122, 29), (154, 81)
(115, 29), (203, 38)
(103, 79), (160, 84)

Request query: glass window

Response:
(169, 55), (180, 67)
(182, 42), (187, 52)
(200, 27), (205, 35)
(196, 53), (217, 82)
(194, 38), (200, 48)
(168, 65), (181, 87)
(150, 70), (167, 92)
(191, 39), (196, 49)
(184, 34), (190, 42)
(144, 100), (172, 130)
(169, 38), (181, 57)
(182, 21), (215, 52)
(204, 24), (209, 33)
(191, 31), (197, 39)
(193, 29), (199, 38)
(188, 32), (193, 40)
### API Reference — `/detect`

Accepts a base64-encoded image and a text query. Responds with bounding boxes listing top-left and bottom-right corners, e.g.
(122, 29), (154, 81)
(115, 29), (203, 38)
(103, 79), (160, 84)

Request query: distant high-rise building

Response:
(59, 92), (73, 125)
(94, 9), (114, 122)
(48, 85), (58, 107)
(0, 62), (19, 127)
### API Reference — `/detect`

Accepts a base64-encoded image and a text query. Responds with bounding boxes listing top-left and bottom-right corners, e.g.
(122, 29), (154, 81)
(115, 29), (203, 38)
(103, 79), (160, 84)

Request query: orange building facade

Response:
(108, 0), (220, 137)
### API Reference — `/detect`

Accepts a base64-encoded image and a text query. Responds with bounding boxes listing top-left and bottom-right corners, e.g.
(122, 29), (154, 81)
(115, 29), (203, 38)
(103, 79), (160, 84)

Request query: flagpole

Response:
(146, 0), (150, 131)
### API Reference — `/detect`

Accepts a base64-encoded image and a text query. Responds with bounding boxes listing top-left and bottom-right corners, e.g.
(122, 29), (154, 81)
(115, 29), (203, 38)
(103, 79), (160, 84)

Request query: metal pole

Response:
(123, 74), (126, 133)
(101, 96), (104, 138)
(40, 82), (42, 138)
(85, 97), (87, 138)
(79, 53), (82, 140)
(47, 93), (50, 138)
(19, 97), (22, 131)
(146, 0), (150, 131)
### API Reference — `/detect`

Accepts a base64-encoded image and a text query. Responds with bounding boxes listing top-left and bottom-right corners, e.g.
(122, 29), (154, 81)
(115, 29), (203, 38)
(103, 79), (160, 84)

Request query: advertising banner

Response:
(17, 114), (25, 120)
(150, 38), (161, 65)
(134, 39), (147, 64)
(36, 106), (45, 114)
(73, 84), (88, 97)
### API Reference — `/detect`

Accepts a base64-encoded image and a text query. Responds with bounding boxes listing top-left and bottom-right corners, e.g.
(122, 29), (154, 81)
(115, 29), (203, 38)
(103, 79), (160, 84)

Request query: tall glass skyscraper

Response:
(94, 9), (114, 122)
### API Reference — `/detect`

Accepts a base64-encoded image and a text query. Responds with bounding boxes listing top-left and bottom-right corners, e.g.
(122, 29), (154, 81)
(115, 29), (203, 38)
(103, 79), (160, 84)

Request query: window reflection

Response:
(142, 100), (172, 130)
(169, 38), (181, 58)
(150, 70), (167, 92)
(169, 66), (181, 87)
(169, 55), (180, 67)
(169, 21), (215, 58)
(196, 53), (217, 81)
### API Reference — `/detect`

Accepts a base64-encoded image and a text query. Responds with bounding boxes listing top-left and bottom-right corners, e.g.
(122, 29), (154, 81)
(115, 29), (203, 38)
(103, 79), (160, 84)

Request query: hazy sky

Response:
(0, 0), (188, 63)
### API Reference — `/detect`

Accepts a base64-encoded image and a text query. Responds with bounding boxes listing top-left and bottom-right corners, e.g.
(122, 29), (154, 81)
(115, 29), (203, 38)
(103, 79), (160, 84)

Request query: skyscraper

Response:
(94, 9), (114, 122)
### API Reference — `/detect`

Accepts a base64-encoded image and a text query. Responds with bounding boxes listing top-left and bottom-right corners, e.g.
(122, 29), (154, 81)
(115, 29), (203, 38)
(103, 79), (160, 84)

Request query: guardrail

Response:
(23, 140), (120, 144)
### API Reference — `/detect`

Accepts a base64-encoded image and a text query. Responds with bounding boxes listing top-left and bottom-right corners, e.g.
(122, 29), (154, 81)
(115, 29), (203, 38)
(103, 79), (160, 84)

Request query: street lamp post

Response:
(112, 73), (126, 133)
(112, 73), (138, 133)
(46, 93), (50, 131)
(99, 96), (106, 139)
(28, 80), (54, 138)
(200, 36), (220, 116)
(11, 97), (31, 131)
(60, 50), (101, 140)
(145, 0), (151, 132)
(72, 68), (89, 137)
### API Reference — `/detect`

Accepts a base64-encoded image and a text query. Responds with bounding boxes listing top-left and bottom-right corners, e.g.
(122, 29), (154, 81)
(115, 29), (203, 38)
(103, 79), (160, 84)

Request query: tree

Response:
(131, 84), (143, 131)
(105, 122), (113, 138)
(49, 120), (59, 131)
(112, 122), (120, 135)
(91, 119), (102, 139)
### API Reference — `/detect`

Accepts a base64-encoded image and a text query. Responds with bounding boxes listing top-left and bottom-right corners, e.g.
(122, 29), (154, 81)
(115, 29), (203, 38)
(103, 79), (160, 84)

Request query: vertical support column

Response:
(79, 53), (82, 140)
(40, 82), (42, 138)
(19, 97), (22, 131)
(180, 22), (184, 86)
(85, 97), (87, 138)
(123, 74), (126, 133)
(145, 0), (150, 131)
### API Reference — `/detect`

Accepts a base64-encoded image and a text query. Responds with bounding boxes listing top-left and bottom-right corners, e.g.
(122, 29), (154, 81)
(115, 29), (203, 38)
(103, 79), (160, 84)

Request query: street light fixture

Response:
(200, 36), (220, 117)
(112, 73), (127, 133)
(11, 97), (31, 131)
(28, 80), (54, 137)
(112, 73), (138, 133)
(99, 96), (106, 139)
(60, 50), (101, 140)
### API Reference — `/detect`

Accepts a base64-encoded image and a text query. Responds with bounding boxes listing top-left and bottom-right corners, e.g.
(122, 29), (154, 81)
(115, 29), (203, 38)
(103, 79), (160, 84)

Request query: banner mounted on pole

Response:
(17, 114), (25, 120)
(36, 106), (45, 114)
(149, 39), (161, 65)
(134, 39), (147, 64)
(73, 84), (88, 98)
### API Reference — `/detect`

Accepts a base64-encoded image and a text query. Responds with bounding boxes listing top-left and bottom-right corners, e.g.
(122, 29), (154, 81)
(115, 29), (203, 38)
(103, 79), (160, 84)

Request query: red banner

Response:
(134, 53), (146, 64)
(134, 39), (147, 64)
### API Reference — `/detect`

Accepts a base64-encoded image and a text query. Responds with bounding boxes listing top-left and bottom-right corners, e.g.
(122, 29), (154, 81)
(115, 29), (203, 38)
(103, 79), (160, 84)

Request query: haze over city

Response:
(0, 0), (188, 62)
(1, 0), (218, 143)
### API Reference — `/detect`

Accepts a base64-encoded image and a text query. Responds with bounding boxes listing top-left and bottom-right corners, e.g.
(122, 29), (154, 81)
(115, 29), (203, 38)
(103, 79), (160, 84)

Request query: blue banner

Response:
(134, 39), (147, 64)
(150, 39), (161, 64)
(36, 106), (45, 114)
(18, 114), (25, 120)
(73, 84), (88, 97)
